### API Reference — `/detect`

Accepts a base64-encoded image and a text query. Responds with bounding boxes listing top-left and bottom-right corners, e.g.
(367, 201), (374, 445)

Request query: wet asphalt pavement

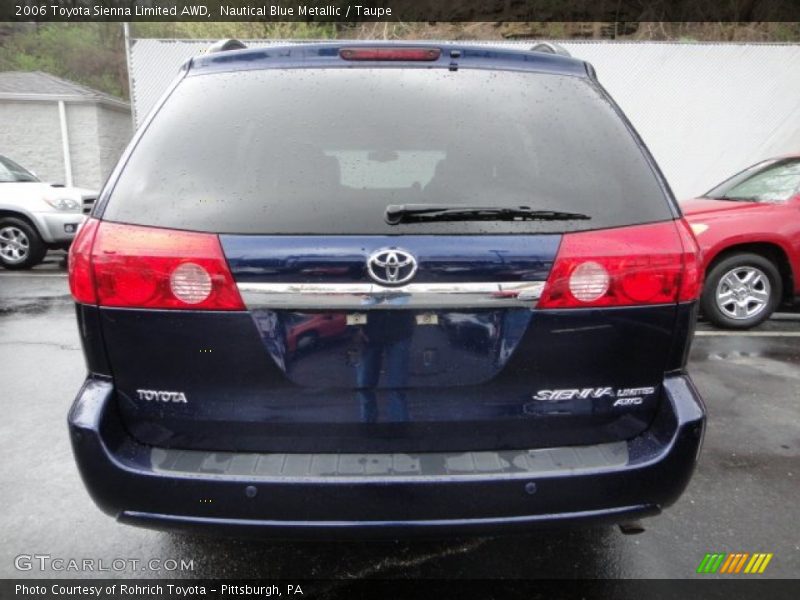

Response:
(0, 254), (798, 580)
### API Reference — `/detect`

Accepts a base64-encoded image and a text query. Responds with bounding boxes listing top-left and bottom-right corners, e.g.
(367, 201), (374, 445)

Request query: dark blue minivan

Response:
(67, 42), (705, 535)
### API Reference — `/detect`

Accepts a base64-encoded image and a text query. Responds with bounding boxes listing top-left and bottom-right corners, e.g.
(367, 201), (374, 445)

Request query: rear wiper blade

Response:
(385, 204), (591, 225)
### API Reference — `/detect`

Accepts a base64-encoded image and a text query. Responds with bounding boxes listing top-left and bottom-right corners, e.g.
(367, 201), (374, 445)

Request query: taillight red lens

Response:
(67, 221), (244, 310)
(68, 218), (100, 304)
(676, 218), (703, 302)
(339, 47), (441, 61)
(538, 221), (701, 309)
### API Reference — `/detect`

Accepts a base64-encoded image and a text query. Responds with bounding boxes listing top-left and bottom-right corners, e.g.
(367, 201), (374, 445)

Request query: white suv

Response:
(0, 155), (94, 269)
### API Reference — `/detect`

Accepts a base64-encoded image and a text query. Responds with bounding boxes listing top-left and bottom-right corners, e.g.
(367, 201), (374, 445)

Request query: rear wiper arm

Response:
(385, 204), (591, 225)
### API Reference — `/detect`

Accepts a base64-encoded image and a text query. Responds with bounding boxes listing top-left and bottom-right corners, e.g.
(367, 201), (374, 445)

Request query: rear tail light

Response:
(68, 218), (100, 304)
(538, 220), (702, 309)
(675, 218), (703, 302)
(67, 219), (244, 310)
(339, 47), (441, 61)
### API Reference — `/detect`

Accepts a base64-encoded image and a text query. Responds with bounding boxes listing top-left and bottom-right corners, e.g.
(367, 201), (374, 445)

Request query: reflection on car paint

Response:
(251, 308), (532, 389)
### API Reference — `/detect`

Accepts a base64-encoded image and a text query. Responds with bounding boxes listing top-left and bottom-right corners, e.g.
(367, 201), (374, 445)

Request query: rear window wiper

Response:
(385, 204), (591, 225)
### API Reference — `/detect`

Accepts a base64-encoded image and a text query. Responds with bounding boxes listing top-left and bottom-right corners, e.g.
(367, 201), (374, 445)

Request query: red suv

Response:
(681, 156), (800, 329)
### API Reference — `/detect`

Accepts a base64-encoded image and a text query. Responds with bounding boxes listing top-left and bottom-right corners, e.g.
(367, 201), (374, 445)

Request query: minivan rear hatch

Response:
(92, 52), (686, 453)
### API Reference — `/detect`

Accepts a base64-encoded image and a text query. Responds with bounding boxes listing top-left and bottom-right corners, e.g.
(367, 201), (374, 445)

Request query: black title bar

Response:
(4, 0), (800, 22)
(3, 579), (800, 600)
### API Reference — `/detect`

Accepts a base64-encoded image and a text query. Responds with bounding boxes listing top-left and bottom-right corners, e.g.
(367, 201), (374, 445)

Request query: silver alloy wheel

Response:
(0, 225), (30, 264)
(715, 266), (771, 320)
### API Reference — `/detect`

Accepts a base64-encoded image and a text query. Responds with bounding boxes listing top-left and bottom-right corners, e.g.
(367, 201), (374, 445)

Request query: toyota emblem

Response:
(366, 249), (418, 286)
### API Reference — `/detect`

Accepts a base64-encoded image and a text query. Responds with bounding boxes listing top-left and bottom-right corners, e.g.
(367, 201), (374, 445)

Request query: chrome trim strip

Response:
(238, 281), (545, 310)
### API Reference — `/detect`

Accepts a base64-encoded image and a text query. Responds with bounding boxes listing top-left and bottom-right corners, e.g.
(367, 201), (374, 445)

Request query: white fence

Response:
(128, 39), (800, 199)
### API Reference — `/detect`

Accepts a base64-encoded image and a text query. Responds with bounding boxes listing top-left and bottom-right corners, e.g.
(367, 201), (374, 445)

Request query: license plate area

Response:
(252, 309), (532, 389)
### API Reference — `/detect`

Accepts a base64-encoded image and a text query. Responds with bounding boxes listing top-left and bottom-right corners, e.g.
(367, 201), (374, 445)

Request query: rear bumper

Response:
(68, 374), (705, 537)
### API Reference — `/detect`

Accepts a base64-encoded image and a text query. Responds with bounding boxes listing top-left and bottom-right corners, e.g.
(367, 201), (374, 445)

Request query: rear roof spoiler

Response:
(530, 42), (571, 57)
(530, 42), (598, 80)
(205, 40), (571, 58)
(205, 39), (247, 54)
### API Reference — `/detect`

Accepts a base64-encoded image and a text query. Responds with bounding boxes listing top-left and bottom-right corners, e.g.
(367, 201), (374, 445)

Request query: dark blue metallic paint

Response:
(96, 304), (686, 454)
(67, 373), (704, 537)
(221, 235), (559, 284)
(253, 309), (531, 388)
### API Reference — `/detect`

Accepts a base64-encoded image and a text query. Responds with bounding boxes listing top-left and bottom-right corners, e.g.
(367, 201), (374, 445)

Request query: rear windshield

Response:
(103, 67), (672, 234)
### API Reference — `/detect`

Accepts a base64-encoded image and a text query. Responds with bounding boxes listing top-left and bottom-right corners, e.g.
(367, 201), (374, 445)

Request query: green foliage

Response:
(0, 22), (337, 100)
(0, 23), (127, 98)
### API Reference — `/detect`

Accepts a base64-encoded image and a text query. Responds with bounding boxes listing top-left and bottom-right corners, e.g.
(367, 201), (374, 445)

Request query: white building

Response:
(0, 71), (132, 189)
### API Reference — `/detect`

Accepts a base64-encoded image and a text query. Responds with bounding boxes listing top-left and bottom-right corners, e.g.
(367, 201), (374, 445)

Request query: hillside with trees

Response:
(1, 21), (798, 100)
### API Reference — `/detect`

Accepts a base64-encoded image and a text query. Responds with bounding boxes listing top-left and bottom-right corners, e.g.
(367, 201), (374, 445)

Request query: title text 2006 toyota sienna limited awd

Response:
(67, 42), (705, 536)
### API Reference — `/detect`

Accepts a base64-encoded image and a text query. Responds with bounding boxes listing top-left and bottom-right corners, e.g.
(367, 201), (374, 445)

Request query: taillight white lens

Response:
(88, 222), (243, 310)
(170, 262), (213, 304)
(568, 261), (610, 302)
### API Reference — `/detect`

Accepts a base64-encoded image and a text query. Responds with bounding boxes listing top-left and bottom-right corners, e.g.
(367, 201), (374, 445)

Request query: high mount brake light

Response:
(67, 219), (244, 310)
(538, 220), (702, 309)
(339, 47), (441, 61)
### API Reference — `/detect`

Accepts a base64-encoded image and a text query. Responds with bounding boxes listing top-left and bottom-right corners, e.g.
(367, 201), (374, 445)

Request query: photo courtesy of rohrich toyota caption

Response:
(0, 1), (798, 598)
